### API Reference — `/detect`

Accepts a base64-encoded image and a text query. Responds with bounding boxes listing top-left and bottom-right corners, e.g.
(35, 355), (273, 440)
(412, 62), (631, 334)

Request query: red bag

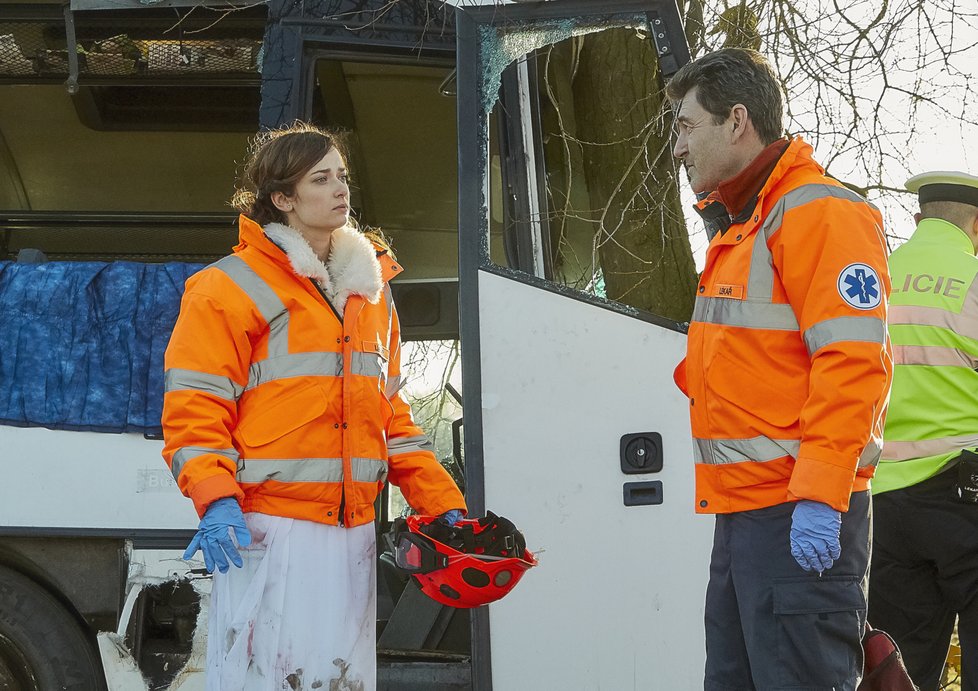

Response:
(858, 623), (918, 691)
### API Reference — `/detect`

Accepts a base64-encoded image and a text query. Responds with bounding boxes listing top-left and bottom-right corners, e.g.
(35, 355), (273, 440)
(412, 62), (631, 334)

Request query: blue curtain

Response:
(0, 261), (205, 435)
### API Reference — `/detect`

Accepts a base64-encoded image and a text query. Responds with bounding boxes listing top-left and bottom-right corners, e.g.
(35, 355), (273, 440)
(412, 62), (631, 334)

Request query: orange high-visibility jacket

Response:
(162, 215), (465, 526)
(675, 137), (892, 514)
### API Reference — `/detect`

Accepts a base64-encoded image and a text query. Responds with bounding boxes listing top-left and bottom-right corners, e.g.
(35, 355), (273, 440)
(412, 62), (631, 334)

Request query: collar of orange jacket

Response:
(715, 137), (791, 218)
(755, 136), (824, 201)
(233, 214), (401, 284)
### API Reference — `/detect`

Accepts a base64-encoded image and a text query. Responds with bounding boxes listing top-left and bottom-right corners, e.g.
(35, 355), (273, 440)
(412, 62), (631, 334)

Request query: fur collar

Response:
(263, 222), (384, 316)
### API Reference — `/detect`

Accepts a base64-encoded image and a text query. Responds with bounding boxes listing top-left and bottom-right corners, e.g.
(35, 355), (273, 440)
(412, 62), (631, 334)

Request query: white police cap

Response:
(906, 170), (978, 207)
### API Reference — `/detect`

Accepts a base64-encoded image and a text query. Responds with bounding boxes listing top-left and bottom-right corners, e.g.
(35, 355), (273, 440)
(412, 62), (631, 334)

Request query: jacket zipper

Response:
(308, 278), (344, 324)
(308, 277), (346, 524)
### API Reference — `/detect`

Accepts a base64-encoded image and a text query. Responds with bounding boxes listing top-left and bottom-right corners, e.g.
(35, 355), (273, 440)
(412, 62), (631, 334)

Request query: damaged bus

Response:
(0, 1), (712, 688)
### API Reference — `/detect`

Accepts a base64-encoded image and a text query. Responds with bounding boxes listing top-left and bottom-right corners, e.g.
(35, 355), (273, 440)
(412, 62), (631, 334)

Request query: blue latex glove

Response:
(438, 509), (464, 526)
(183, 497), (252, 574)
(789, 500), (842, 573)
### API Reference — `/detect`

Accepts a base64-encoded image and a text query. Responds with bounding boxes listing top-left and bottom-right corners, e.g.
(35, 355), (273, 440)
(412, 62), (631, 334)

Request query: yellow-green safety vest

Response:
(877, 218), (978, 494)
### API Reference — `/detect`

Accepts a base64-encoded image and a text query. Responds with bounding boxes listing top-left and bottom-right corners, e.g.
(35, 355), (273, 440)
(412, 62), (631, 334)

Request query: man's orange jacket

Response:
(162, 215), (465, 526)
(676, 137), (892, 514)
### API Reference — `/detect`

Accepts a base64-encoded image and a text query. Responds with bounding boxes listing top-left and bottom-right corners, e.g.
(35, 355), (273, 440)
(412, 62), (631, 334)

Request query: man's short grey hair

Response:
(665, 48), (785, 144)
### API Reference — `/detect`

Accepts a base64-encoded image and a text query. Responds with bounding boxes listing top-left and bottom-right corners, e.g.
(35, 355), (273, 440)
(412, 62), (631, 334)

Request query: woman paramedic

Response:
(161, 122), (466, 691)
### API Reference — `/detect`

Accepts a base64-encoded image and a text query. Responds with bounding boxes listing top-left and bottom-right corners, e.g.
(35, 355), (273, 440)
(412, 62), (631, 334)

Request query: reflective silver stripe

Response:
(383, 284), (394, 323)
(894, 344), (978, 368)
(883, 434), (978, 462)
(693, 437), (799, 465)
(747, 223), (778, 300)
(247, 352), (343, 390)
(236, 457), (387, 484)
(352, 351), (384, 378)
(212, 255), (290, 358)
(243, 351), (383, 390)
(696, 436), (883, 468)
(778, 183), (871, 213)
(747, 184), (873, 301)
(692, 297), (799, 331)
(383, 283), (396, 393)
(803, 316), (886, 355)
(745, 195), (789, 300)
(889, 305), (978, 341)
(164, 368), (243, 401)
(387, 434), (433, 456)
(171, 446), (240, 481)
(385, 374), (405, 399)
(859, 437), (883, 468)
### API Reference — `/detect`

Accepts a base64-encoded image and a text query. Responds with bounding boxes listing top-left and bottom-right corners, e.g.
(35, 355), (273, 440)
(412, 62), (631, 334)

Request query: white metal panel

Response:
(477, 270), (713, 690)
(0, 426), (198, 530)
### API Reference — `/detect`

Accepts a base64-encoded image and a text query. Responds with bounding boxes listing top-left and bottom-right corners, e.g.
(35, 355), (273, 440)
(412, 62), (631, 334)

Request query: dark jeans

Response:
(705, 492), (871, 691)
(869, 469), (978, 691)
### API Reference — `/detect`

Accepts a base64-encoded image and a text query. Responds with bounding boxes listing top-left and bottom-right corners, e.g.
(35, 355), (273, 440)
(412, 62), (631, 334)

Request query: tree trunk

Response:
(571, 29), (697, 322)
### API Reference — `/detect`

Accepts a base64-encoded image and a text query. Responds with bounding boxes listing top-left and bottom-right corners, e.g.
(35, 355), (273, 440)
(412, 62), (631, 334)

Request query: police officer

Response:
(870, 171), (978, 691)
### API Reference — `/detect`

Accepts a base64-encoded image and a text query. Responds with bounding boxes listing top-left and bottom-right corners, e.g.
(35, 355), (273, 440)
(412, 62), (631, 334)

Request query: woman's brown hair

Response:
(231, 122), (347, 226)
(231, 121), (391, 253)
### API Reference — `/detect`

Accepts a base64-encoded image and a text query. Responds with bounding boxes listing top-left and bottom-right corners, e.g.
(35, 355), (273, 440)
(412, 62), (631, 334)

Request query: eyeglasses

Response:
(672, 115), (724, 138)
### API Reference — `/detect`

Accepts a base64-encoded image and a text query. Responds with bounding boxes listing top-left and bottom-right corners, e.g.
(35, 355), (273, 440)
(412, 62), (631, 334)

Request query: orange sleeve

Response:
(773, 192), (892, 511)
(674, 358), (689, 397)
(162, 271), (253, 517)
(383, 296), (466, 517)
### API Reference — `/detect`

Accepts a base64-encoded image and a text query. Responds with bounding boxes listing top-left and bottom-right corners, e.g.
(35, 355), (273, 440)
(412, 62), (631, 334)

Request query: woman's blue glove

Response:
(183, 497), (252, 574)
(438, 509), (464, 526)
(789, 500), (842, 573)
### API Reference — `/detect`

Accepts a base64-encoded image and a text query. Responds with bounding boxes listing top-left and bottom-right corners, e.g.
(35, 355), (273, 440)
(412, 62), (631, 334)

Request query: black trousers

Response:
(869, 469), (978, 691)
(704, 492), (871, 691)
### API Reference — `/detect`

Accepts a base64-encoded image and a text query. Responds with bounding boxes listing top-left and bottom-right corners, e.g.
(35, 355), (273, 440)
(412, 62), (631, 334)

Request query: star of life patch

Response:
(837, 263), (882, 310)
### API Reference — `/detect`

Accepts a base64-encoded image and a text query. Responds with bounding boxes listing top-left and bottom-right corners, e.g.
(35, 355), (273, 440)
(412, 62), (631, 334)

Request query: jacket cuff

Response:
(189, 473), (244, 518)
(787, 453), (856, 512)
(419, 495), (468, 518)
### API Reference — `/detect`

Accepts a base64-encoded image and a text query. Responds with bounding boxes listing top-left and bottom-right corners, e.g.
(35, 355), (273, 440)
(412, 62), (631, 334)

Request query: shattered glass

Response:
(478, 14), (645, 114)
(478, 13), (698, 322)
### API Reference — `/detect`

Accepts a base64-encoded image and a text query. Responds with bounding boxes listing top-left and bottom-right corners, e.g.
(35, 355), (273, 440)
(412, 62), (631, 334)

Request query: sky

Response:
(684, 1), (978, 269)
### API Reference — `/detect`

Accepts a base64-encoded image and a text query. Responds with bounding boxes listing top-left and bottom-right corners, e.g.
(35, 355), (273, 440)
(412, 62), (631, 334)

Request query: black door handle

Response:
(623, 481), (663, 507)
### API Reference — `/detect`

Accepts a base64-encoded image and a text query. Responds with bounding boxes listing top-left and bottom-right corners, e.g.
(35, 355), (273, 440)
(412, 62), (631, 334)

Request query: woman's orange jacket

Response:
(676, 137), (892, 514)
(162, 215), (465, 526)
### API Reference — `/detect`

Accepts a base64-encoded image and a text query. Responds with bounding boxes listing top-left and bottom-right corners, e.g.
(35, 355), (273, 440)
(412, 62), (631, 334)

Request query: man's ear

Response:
(913, 212), (922, 224)
(730, 104), (750, 140)
(270, 191), (293, 213)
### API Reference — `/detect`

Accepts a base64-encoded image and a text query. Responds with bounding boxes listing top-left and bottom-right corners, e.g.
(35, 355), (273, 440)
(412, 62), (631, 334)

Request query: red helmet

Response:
(388, 511), (537, 608)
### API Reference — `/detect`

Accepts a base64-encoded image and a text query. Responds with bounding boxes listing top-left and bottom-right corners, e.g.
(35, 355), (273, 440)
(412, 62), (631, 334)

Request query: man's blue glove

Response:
(183, 497), (252, 574)
(789, 500), (842, 573)
(438, 509), (464, 526)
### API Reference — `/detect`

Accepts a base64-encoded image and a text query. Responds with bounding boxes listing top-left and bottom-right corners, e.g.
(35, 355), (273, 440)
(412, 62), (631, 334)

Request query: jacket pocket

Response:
(707, 349), (799, 429)
(237, 382), (328, 448)
(361, 340), (389, 362)
(773, 576), (865, 689)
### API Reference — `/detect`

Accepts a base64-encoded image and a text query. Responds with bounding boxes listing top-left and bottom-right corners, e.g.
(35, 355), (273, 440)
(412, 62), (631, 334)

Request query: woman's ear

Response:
(270, 191), (294, 213)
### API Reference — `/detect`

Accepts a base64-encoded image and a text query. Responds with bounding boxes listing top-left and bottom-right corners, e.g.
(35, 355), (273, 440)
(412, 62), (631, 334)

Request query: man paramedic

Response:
(667, 48), (892, 689)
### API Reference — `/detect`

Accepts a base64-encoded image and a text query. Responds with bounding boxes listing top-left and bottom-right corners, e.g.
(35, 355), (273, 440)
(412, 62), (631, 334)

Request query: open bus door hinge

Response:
(63, 4), (79, 94)
(647, 10), (680, 78)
